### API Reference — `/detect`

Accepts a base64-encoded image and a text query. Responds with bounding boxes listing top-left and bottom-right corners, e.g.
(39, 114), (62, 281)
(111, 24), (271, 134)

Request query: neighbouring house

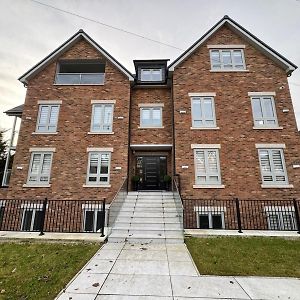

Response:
(1, 16), (300, 236)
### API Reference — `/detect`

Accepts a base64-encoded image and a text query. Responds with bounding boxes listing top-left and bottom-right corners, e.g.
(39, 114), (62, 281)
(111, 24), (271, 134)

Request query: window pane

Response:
(100, 154), (109, 175)
(207, 151), (218, 172)
(211, 50), (221, 68)
(212, 215), (223, 229)
(263, 98), (275, 118)
(39, 106), (49, 125)
(252, 98), (263, 119)
(41, 154), (51, 176)
(33, 210), (43, 231)
(29, 154), (41, 182)
(195, 150), (206, 173)
(103, 105), (113, 130)
(272, 150), (284, 172)
(141, 69), (151, 81)
(202, 98), (213, 119)
(49, 106), (59, 125)
(152, 108), (162, 125)
(92, 105), (102, 130)
(89, 154), (98, 174)
(199, 215), (209, 229)
(233, 50), (243, 65)
(141, 108), (151, 125)
(259, 150), (271, 172)
(192, 98), (201, 123)
(222, 50), (232, 67)
(84, 211), (95, 231)
(151, 69), (162, 81)
(22, 210), (33, 231)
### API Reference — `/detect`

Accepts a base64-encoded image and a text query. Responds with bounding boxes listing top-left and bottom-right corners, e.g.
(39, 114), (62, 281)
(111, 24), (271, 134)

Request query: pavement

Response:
(55, 242), (300, 300)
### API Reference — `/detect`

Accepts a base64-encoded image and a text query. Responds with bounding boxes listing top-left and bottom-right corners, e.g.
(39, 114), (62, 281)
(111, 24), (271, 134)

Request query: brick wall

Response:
(173, 24), (300, 200)
(6, 38), (130, 202)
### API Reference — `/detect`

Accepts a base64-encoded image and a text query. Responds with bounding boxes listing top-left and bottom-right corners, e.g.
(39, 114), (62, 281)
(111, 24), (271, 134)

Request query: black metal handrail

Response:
(0, 198), (106, 234)
(183, 198), (300, 233)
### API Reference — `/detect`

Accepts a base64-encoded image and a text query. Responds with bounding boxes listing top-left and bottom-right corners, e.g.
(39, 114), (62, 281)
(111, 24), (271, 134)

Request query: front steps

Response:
(108, 191), (184, 243)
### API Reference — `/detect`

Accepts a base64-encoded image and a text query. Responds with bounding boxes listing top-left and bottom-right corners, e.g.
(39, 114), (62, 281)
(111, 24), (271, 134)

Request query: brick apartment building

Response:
(1, 16), (300, 234)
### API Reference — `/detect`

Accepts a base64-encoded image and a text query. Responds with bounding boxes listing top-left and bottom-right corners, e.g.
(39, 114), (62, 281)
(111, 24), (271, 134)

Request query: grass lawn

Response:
(186, 236), (300, 277)
(0, 241), (100, 300)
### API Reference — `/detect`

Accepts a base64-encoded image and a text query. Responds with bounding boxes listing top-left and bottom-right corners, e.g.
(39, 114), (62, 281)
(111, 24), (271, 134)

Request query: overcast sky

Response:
(1, 0), (300, 137)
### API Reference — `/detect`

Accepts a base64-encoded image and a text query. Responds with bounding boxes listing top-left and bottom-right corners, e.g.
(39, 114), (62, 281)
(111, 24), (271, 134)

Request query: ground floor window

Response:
(0, 201), (5, 228)
(265, 206), (296, 230)
(21, 206), (44, 231)
(194, 206), (226, 229)
(83, 209), (104, 232)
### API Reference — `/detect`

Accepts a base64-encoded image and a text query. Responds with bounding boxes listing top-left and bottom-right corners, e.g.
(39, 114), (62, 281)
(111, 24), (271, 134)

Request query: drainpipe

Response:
(170, 74), (176, 190)
(2, 116), (17, 186)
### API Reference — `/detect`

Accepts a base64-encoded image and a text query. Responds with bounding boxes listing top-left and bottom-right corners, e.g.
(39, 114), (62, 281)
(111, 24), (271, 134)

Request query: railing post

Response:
(39, 198), (48, 236)
(293, 198), (300, 234)
(235, 198), (243, 233)
(101, 198), (106, 237)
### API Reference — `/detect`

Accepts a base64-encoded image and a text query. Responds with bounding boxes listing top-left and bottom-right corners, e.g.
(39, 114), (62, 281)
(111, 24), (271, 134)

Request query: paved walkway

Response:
(56, 242), (300, 300)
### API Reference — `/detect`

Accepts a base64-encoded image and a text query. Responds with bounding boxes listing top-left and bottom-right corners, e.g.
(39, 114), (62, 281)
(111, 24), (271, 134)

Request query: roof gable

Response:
(19, 30), (134, 84)
(168, 15), (297, 74)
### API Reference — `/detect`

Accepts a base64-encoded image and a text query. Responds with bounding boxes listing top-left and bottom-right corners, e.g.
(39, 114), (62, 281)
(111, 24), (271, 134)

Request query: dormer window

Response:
(55, 60), (105, 85)
(141, 68), (162, 82)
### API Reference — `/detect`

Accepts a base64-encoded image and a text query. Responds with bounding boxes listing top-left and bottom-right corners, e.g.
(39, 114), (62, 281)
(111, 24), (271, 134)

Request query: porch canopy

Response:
(4, 104), (24, 117)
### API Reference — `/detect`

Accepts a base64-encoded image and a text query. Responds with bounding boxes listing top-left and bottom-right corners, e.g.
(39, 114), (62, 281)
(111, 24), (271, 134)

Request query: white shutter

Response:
(37, 105), (59, 132)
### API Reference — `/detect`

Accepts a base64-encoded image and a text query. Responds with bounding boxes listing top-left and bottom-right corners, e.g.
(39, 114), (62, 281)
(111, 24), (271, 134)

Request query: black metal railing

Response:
(184, 198), (300, 233)
(172, 177), (184, 230)
(0, 198), (106, 235)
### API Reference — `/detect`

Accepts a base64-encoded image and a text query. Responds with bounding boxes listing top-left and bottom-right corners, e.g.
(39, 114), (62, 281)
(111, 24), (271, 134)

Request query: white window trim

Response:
(191, 144), (221, 149)
(255, 144), (285, 149)
(87, 147), (113, 152)
(90, 103), (114, 133)
(26, 151), (54, 186)
(86, 151), (111, 186)
(194, 206), (226, 229)
(257, 148), (289, 186)
(250, 95), (279, 128)
(140, 106), (163, 128)
(190, 127), (220, 130)
(140, 68), (163, 81)
(190, 96), (217, 128)
(248, 92), (276, 96)
(37, 100), (62, 105)
(210, 49), (246, 71)
(188, 92), (216, 97)
(138, 103), (164, 107)
(253, 127), (283, 130)
(207, 45), (246, 49)
(29, 147), (56, 152)
(91, 100), (116, 104)
(193, 184), (225, 189)
(35, 104), (60, 133)
(193, 148), (222, 186)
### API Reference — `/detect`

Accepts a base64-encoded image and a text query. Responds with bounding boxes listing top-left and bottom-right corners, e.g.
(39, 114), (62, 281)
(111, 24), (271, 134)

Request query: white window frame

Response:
(90, 103), (114, 133)
(257, 148), (289, 186)
(210, 49), (246, 70)
(140, 68), (163, 81)
(86, 151), (111, 186)
(140, 106), (163, 128)
(27, 152), (53, 186)
(264, 206), (296, 230)
(21, 207), (43, 231)
(250, 96), (279, 128)
(82, 208), (103, 232)
(36, 104), (60, 133)
(194, 206), (226, 229)
(191, 96), (217, 128)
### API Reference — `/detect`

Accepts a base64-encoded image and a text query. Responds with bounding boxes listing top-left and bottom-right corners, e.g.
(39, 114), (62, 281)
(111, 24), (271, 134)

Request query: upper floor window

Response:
(86, 152), (111, 185)
(55, 60), (105, 85)
(140, 68), (162, 81)
(251, 96), (278, 127)
(191, 96), (216, 128)
(27, 152), (53, 185)
(258, 148), (288, 185)
(91, 104), (114, 133)
(36, 104), (60, 133)
(194, 148), (222, 185)
(210, 49), (246, 70)
(140, 106), (163, 128)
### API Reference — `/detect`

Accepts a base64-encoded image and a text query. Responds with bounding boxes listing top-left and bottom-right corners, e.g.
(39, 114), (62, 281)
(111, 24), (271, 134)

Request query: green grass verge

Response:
(186, 236), (300, 277)
(0, 241), (100, 299)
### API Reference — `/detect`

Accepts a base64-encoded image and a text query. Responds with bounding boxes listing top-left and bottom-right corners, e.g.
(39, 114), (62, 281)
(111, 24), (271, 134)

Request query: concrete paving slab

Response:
(57, 292), (98, 300)
(169, 261), (199, 276)
(123, 243), (166, 251)
(99, 274), (172, 297)
(171, 276), (251, 299)
(94, 249), (122, 260)
(83, 259), (115, 274)
(65, 273), (108, 294)
(118, 249), (168, 261)
(111, 259), (169, 275)
(235, 276), (300, 300)
(96, 296), (172, 300)
(166, 244), (187, 251)
(167, 250), (192, 262)
(101, 243), (125, 250)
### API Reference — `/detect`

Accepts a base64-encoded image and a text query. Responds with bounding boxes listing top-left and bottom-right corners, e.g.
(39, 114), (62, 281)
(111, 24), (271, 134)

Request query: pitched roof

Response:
(169, 15), (297, 74)
(19, 29), (134, 84)
(4, 104), (24, 116)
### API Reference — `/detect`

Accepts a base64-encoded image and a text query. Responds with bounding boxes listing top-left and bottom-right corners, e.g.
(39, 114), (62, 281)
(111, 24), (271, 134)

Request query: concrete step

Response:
(111, 227), (183, 235)
(115, 217), (181, 224)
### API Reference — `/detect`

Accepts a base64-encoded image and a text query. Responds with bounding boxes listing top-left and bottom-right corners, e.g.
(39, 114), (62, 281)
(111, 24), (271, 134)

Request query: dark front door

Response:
(137, 156), (167, 190)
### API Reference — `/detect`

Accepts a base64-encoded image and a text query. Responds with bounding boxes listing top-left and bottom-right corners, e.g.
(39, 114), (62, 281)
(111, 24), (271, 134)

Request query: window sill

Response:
(88, 132), (114, 135)
(23, 184), (51, 188)
(193, 184), (225, 189)
(32, 132), (58, 135)
(83, 184), (111, 188)
(138, 126), (164, 129)
(253, 126), (283, 130)
(210, 69), (249, 72)
(190, 127), (220, 130)
(261, 184), (294, 189)
(53, 83), (104, 86)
